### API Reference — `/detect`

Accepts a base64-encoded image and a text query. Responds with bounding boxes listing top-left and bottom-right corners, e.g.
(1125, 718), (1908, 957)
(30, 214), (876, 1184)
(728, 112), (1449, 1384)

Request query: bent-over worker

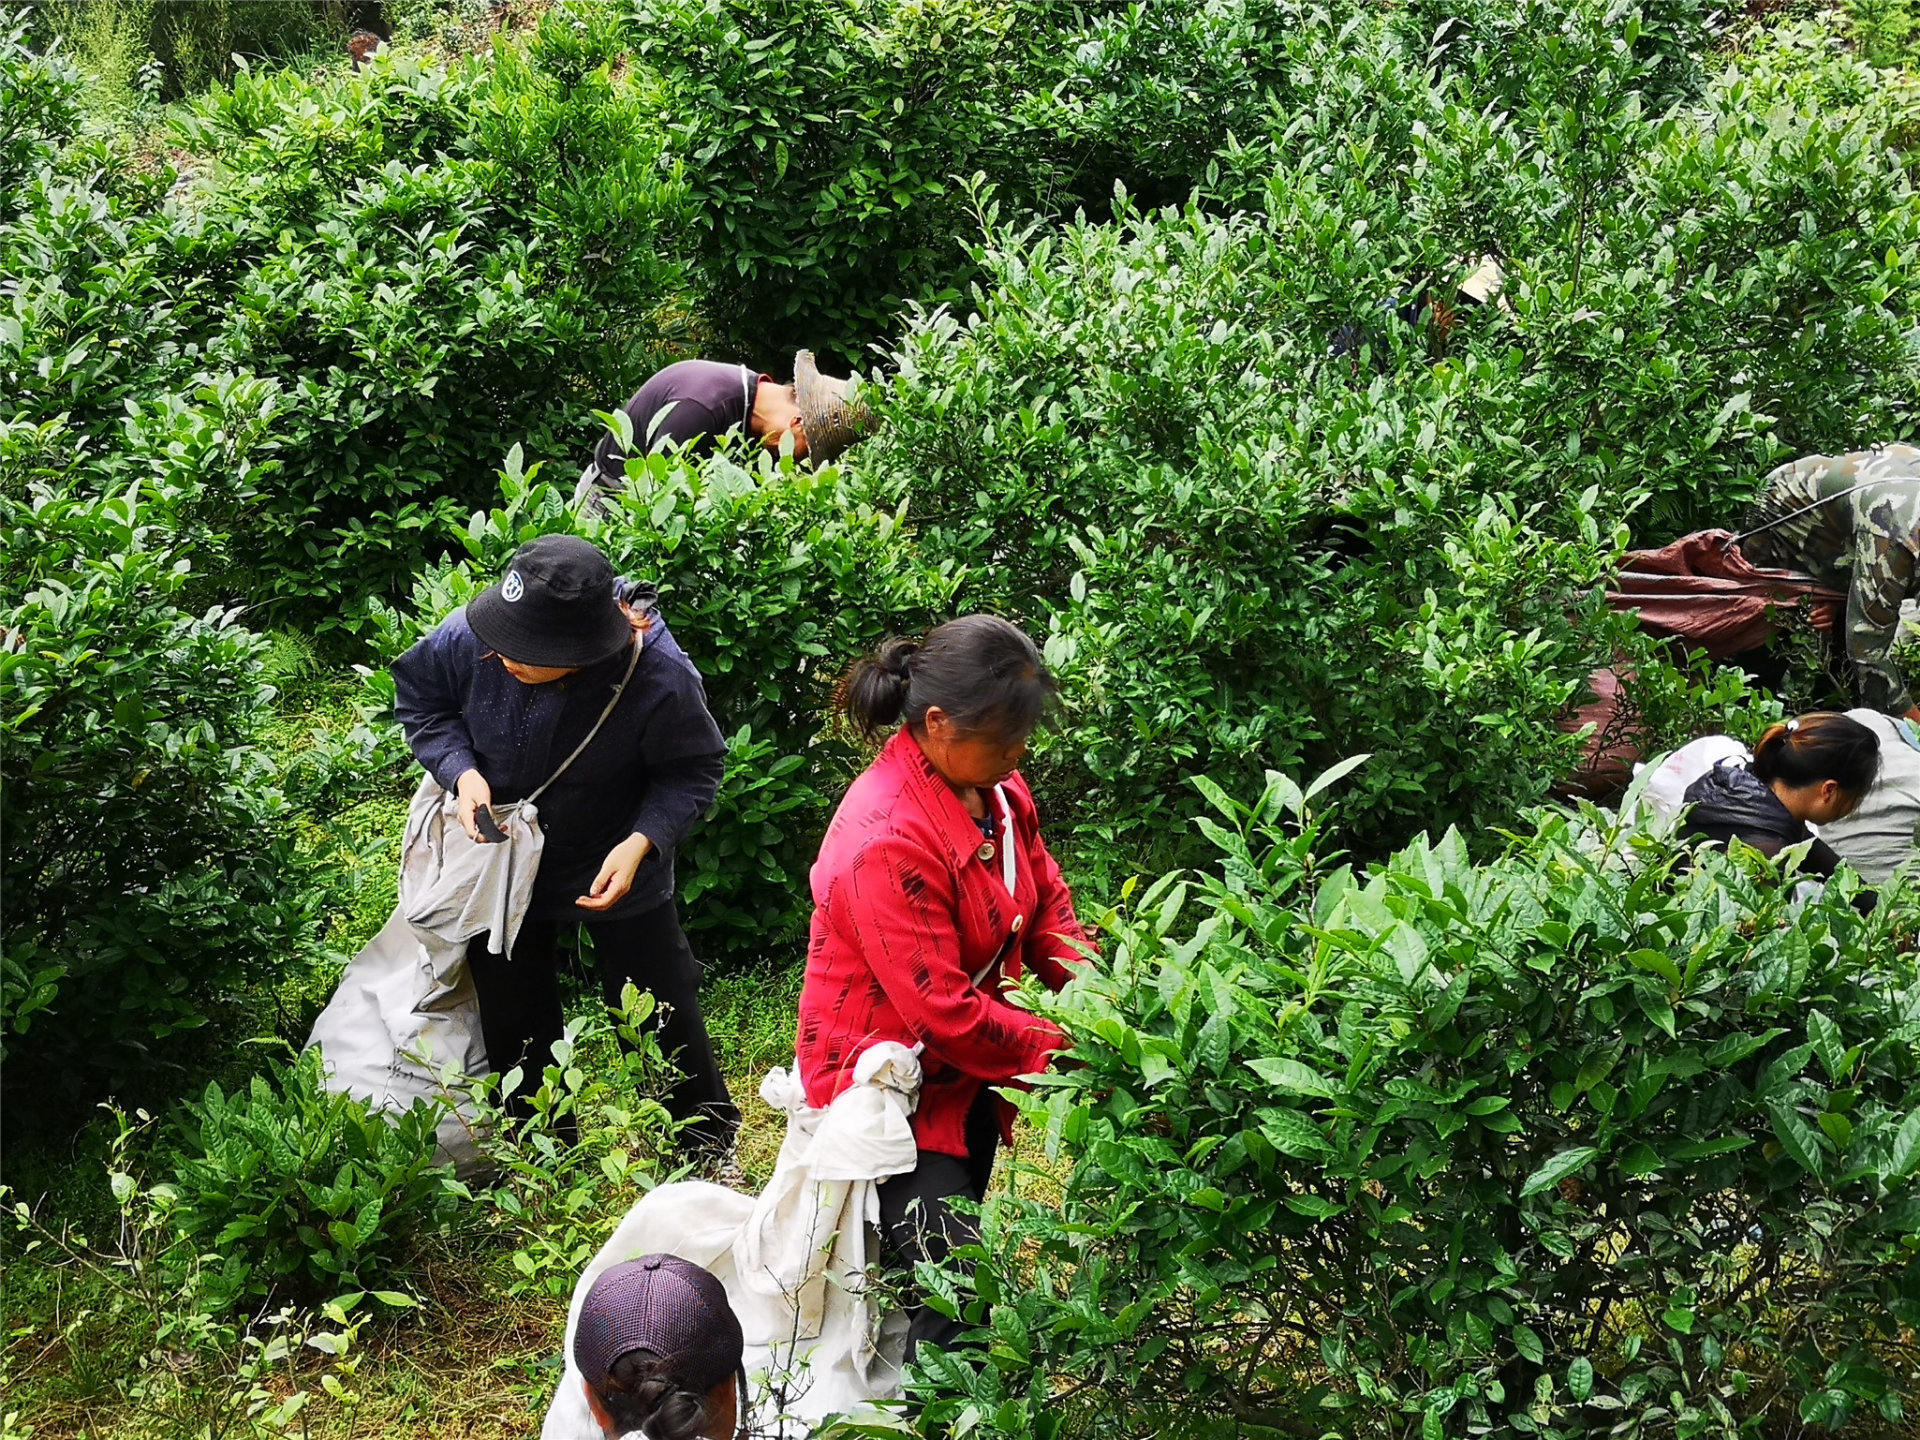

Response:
(1735, 444), (1920, 719)
(578, 352), (872, 506)
(1680, 711), (1880, 883)
(391, 535), (738, 1149)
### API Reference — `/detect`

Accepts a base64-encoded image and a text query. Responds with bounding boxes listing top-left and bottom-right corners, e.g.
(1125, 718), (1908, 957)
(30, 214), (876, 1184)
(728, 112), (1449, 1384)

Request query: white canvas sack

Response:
(541, 1043), (924, 1437)
(1625, 734), (1753, 832)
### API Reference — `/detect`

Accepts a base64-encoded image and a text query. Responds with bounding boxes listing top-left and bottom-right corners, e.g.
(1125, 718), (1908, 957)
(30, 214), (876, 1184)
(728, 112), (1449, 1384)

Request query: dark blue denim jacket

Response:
(391, 590), (727, 921)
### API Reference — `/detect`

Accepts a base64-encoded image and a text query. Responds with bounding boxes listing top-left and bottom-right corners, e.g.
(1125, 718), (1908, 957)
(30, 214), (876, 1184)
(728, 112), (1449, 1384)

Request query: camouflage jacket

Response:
(1738, 444), (1920, 714)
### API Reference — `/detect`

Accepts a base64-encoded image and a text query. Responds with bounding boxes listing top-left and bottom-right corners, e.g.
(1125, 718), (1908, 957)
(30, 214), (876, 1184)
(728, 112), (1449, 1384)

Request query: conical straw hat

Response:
(794, 350), (875, 464)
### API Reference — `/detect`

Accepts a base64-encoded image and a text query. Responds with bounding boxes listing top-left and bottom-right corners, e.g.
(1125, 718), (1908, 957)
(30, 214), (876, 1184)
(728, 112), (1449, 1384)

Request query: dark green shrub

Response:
(918, 769), (1920, 1436)
(630, 0), (1058, 362)
(0, 391), (329, 1085)
(852, 9), (1919, 861)
(1022, 0), (1307, 213)
(166, 1048), (462, 1309)
(166, 35), (688, 619)
(1, 15), (689, 625)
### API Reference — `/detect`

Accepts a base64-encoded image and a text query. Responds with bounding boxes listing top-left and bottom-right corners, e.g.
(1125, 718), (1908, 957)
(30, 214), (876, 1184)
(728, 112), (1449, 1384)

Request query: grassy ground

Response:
(0, 657), (823, 1439)
(2, 975), (813, 1440)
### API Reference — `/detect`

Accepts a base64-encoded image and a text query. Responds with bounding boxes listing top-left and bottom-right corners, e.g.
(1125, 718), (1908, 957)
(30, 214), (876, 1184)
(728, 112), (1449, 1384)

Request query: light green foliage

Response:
(915, 766), (1920, 1435)
(0, 11), (82, 193)
(3, 1106), (382, 1436)
(466, 984), (686, 1297)
(165, 1047), (463, 1309)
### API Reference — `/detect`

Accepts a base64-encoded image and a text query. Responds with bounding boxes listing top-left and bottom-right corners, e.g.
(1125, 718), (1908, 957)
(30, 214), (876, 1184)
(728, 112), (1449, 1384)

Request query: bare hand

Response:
(578, 832), (652, 911)
(455, 769), (494, 843)
(618, 599), (654, 636)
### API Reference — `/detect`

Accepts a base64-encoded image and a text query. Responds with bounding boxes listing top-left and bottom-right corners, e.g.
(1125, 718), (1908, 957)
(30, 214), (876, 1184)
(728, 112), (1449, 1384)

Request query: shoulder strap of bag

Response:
(1725, 480), (1882, 550)
(524, 635), (643, 805)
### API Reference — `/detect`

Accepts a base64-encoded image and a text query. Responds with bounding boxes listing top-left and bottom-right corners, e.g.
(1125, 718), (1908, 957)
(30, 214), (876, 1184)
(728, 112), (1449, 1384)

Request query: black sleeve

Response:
(628, 656), (728, 850)
(391, 623), (481, 791)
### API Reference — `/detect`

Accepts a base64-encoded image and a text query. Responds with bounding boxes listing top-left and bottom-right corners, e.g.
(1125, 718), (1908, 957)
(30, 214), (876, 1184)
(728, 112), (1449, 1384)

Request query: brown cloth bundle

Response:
(1559, 530), (1845, 799)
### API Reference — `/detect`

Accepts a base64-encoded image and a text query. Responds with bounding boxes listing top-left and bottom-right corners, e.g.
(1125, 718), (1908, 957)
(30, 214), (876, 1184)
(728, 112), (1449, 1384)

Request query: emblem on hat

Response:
(502, 570), (525, 602)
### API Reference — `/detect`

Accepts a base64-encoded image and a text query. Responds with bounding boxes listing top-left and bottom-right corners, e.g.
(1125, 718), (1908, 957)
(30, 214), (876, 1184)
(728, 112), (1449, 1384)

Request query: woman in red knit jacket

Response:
(795, 614), (1090, 1360)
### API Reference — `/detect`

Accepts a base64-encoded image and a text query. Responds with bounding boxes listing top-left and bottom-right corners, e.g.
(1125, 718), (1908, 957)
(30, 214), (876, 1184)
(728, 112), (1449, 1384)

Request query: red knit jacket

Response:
(795, 729), (1090, 1158)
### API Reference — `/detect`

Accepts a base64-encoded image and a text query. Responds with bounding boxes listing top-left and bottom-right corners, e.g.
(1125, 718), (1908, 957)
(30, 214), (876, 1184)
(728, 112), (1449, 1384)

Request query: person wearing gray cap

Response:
(569, 1255), (746, 1440)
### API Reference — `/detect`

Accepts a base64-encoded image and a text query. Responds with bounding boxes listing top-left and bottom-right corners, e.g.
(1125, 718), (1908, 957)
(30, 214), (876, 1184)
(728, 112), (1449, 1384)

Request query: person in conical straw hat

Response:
(577, 352), (878, 510)
(791, 349), (874, 465)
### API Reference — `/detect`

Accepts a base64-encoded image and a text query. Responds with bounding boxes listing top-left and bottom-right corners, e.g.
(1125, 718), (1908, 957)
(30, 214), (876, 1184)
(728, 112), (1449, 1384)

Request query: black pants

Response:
(465, 898), (738, 1150)
(876, 1086), (1001, 1360)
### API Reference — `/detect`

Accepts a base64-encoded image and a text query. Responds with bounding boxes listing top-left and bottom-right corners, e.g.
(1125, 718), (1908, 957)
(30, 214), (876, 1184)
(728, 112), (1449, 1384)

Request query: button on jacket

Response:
(796, 729), (1091, 1159)
(391, 589), (727, 921)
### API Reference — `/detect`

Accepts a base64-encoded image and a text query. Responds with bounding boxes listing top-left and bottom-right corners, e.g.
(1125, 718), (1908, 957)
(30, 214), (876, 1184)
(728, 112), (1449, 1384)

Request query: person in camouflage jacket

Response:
(1736, 444), (1920, 719)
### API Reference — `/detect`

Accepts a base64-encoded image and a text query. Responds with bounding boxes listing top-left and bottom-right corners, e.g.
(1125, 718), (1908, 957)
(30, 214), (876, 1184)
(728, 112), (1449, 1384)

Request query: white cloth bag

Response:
(541, 1043), (924, 1437)
(1625, 734), (1753, 832)
(305, 774), (543, 1175)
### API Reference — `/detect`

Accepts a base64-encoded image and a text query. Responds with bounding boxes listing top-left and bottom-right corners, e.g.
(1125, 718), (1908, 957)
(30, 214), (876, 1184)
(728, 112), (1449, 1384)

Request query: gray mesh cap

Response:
(573, 1255), (744, 1395)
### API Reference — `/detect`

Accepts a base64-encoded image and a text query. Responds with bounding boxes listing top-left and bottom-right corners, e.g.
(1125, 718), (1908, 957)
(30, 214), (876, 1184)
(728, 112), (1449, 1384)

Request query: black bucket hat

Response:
(466, 535), (631, 668)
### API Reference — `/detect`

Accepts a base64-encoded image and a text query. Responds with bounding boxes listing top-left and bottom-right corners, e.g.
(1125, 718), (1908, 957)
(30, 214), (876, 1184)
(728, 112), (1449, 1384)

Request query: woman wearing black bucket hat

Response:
(392, 535), (738, 1148)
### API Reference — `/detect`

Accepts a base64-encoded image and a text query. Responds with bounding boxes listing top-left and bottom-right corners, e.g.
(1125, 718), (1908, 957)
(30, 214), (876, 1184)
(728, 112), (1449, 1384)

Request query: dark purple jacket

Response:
(591, 360), (759, 480)
(391, 586), (727, 921)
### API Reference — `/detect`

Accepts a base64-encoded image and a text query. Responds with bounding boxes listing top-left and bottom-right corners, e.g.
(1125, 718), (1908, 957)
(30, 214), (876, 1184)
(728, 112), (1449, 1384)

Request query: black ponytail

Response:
(835, 635), (920, 738)
(1750, 712), (1880, 798)
(595, 1348), (714, 1440)
(834, 615), (1057, 742)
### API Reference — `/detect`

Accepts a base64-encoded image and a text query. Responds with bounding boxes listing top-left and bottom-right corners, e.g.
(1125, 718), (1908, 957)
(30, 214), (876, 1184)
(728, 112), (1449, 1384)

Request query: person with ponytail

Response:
(795, 615), (1091, 1360)
(568, 1255), (745, 1440)
(1681, 712), (1881, 878)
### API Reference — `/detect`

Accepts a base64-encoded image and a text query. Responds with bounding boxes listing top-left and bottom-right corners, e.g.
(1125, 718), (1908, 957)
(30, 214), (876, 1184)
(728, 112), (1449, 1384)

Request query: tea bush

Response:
(170, 21), (688, 617)
(0, 12), (80, 201)
(0, 392), (329, 1086)
(855, 11), (1920, 861)
(1, 15), (689, 623)
(867, 198), (1646, 858)
(917, 768), (1920, 1436)
(465, 984), (687, 1298)
(629, 0), (1057, 363)
(166, 1048), (462, 1310)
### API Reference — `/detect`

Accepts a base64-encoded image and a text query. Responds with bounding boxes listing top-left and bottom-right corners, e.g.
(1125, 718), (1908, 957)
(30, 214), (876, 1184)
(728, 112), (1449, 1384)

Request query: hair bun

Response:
(833, 635), (922, 737)
(877, 637), (919, 680)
